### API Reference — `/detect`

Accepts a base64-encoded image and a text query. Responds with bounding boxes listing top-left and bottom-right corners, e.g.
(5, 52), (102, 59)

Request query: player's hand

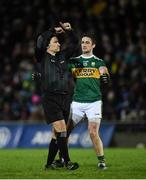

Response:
(59, 22), (72, 31)
(100, 73), (110, 85)
(54, 27), (65, 34)
(32, 72), (41, 81)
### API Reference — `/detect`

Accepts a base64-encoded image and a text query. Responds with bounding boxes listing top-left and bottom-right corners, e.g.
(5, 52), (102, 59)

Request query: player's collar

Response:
(81, 54), (94, 59)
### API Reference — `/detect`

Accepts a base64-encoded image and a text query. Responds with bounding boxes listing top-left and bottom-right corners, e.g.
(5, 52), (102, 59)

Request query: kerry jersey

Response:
(69, 55), (106, 102)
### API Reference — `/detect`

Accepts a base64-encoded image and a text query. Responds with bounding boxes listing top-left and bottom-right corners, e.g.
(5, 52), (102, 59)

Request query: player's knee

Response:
(88, 124), (96, 134)
(88, 125), (101, 139)
(96, 133), (101, 140)
(88, 128), (97, 138)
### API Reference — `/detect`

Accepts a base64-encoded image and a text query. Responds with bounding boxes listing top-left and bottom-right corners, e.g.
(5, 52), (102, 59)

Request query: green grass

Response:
(0, 148), (146, 179)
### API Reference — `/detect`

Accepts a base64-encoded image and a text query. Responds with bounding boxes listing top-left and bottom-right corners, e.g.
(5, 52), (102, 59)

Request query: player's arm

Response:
(99, 66), (110, 85)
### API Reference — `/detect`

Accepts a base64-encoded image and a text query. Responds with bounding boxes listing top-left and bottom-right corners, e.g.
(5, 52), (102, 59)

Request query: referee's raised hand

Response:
(54, 26), (65, 34)
(59, 22), (72, 31)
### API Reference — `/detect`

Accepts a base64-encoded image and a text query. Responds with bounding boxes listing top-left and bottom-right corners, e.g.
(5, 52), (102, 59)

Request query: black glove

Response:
(32, 72), (41, 81)
(100, 73), (110, 85)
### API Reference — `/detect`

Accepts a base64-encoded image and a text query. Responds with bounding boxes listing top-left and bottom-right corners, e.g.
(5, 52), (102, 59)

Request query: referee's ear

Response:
(47, 44), (50, 49)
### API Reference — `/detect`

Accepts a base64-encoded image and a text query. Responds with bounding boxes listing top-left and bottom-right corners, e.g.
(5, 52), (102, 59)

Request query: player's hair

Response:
(81, 32), (96, 45)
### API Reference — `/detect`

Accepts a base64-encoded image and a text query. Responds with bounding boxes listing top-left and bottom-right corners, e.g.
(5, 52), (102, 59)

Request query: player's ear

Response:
(93, 44), (96, 48)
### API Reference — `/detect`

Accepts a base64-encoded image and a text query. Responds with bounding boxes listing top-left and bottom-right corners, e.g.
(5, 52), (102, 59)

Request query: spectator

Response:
(0, 0), (146, 122)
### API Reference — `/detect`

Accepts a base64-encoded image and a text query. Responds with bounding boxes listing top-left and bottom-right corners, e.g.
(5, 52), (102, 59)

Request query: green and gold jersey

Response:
(68, 55), (106, 102)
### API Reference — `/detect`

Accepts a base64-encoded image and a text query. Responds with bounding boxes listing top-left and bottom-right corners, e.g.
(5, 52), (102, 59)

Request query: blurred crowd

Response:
(0, 0), (146, 122)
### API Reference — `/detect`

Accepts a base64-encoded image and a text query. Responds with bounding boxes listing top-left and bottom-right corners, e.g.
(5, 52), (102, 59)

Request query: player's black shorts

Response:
(42, 93), (71, 124)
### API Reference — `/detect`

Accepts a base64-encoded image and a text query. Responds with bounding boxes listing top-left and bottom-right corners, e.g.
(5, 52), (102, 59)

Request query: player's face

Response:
(81, 37), (95, 54)
(48, 36), (60, 53)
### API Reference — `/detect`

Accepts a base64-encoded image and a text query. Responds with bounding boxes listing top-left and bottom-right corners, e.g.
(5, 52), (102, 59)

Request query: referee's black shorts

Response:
(42, 93), (71, 124)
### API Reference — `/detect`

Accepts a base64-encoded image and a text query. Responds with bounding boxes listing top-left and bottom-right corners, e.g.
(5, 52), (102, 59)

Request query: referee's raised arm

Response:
(59, 22), (79, 59)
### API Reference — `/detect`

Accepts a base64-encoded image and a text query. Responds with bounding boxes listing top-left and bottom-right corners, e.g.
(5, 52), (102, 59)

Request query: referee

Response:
(34, 22), (79, 170)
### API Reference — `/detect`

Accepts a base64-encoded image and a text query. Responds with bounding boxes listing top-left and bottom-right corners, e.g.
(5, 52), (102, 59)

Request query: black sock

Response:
(56, 132), (70, 165)
(46, 138), (58, 166)
(59, 151), (63, 161)
(97, 155), (105, 163)
(58, 121), (75, 162)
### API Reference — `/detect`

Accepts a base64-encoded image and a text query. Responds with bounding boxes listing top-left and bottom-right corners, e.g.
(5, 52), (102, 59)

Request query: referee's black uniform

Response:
(35, 28), (78, 124)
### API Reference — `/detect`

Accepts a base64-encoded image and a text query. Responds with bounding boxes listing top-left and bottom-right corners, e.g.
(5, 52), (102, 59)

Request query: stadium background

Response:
(0, 0), (146, 148)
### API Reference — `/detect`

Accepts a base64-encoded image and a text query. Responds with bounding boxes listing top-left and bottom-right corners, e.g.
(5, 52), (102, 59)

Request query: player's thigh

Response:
(71, 101), (84, 124)
(86, 101), (102, 123)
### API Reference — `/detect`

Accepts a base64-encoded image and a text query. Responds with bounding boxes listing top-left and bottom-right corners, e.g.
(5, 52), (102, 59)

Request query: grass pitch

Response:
(0, 148), (146, 179)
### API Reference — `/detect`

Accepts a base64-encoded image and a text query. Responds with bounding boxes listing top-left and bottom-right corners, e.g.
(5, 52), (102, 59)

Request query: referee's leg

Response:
(53, 119), (70, 165)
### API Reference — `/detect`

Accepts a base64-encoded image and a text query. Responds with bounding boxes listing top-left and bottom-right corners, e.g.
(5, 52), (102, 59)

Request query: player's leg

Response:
(71, 101), (84, 125)
(88, 122), (107, 169)
(67, 101), (85, 139)
(86, 101), (107, 170)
